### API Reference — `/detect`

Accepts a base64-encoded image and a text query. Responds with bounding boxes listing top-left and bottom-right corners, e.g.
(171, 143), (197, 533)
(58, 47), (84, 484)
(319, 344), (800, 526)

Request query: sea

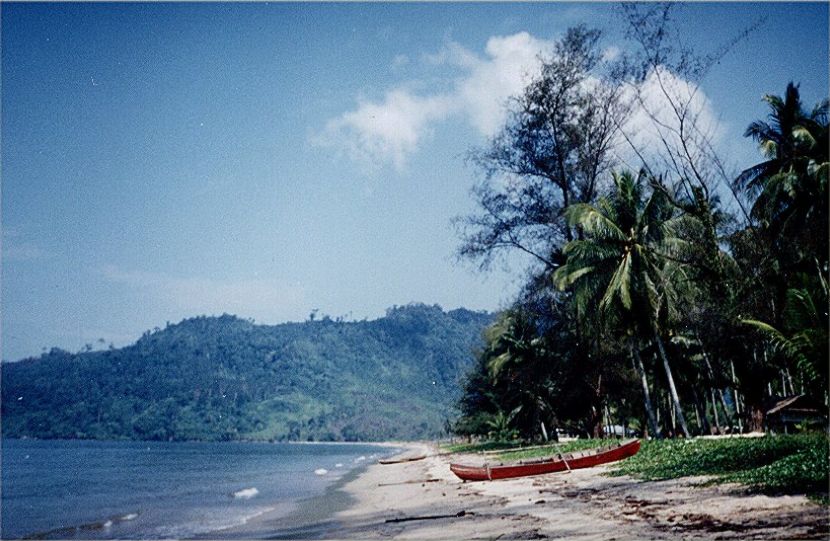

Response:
(1, 438), (395, 540)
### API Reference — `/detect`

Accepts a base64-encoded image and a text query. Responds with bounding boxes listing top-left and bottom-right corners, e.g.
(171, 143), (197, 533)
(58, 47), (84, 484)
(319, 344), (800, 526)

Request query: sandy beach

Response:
(211, 442), (827, 540)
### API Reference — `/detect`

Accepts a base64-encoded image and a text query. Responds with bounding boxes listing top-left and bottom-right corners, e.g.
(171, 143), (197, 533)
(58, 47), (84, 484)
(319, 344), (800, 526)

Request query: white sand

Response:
(326, 443), (827, 540)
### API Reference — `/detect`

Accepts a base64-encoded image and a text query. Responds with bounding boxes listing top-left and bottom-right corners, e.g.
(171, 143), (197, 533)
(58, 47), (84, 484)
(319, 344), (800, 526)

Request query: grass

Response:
(609, 433), (828, 498)
(494, 439), (617, 461)
(442, 440), (528, 453)
(442, 438), (620, 459)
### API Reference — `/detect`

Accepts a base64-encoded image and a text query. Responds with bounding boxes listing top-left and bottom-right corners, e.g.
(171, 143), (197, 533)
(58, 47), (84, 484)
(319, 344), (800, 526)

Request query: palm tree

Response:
(480, 310), (556, 441)
(742, 267), (829, 399)
(737, 82), (829, 267)
(484, 311), (543, 378)
(554, 170), (692, 438)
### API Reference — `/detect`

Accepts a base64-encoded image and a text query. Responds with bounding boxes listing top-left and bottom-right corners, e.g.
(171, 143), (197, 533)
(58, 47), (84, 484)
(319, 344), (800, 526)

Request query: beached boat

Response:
(449, 439), (640, 481)
(378, 454), (427, 465)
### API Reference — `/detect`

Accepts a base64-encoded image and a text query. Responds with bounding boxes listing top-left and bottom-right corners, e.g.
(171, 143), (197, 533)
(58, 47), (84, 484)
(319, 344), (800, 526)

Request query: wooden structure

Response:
(766, 394), (828, 433)
(449, 439), (640, 481)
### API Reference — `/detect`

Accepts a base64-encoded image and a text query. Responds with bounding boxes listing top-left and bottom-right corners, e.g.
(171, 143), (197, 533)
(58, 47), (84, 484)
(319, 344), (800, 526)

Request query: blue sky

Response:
(2, 2), (827, 361)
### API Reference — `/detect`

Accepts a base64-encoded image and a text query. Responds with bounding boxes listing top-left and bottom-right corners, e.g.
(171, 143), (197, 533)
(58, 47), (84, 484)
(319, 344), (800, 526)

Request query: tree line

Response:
(453, 5), (828, 440)
(2, 306), (492, 442)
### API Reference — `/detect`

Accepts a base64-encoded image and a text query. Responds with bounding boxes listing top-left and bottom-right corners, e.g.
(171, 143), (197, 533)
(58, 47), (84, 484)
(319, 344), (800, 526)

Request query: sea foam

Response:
(232, 487), (259, 499)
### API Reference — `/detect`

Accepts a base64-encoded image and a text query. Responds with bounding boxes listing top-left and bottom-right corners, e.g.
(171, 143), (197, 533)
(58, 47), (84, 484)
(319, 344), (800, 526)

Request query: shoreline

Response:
(202, 442), (418, 540)
(211, 441), (827, 540)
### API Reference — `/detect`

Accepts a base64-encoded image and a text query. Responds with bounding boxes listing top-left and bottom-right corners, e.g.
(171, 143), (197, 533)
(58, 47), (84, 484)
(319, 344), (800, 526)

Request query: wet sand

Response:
(210, 442), (828, 540)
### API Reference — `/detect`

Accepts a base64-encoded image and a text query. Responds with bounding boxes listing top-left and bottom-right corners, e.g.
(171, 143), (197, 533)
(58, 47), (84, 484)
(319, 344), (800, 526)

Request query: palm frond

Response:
(565, 203), (626, 242)
(552, 264), (596, 289)
(600, 252), (632, 312)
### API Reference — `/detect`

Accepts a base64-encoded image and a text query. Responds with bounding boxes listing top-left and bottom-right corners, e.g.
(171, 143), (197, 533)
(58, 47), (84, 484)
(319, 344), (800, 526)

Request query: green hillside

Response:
(1, 304), (492, 442)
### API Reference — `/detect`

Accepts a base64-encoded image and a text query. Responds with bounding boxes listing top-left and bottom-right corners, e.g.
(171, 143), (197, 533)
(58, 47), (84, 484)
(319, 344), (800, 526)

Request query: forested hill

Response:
(1, 305), (492, 442)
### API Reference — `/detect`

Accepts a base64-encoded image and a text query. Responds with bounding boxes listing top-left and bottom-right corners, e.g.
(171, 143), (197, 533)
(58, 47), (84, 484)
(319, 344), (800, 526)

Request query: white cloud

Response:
(315, 32), (554, 172)
(316, 90), (455, 172)
(99, 265), (309, 324)
(457, 32), (553, 135)
(615, 66), (725, 173)
(317, 34), (723, 177)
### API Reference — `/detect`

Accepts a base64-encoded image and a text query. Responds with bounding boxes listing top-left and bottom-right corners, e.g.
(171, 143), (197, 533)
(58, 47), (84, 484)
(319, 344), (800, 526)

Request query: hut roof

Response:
(766, 394), (827, 416)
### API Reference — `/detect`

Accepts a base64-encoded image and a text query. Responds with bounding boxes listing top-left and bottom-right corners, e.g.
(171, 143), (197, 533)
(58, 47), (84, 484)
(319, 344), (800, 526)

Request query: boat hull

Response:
(449, 439), (641, 481)
(378, 455), (427, 465)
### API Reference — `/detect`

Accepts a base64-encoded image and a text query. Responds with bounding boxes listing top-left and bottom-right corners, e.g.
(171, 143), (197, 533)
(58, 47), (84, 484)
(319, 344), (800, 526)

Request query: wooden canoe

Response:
(449, 439), (640, 481)
(378, 454), (427, 465)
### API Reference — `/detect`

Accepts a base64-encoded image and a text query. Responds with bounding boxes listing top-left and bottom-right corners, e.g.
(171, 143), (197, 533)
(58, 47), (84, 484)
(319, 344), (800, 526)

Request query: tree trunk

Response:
(787, 370), (796, 395)
(668, 394), (676, 435)
(604, 406), (613, 438)
(655, 397), (661, 426)
(730, 360), (744, 433)
(710, 389), (721, 434)
(717, 388), (737, 432)
(653, 331), (691, 438)
(696, 338), (740, 432)
(630, 341), (659, 438)
(588, 406), (603, 438)
(589, 374), (604, 438)
(692, 388), (711, 435)
(693, 401), (701, 430)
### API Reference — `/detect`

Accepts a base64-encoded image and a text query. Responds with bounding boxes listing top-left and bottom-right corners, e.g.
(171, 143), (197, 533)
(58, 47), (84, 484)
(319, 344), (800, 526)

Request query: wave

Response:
(313, 468), (328, 475)
(23, 512), (140, 539)
(232, 487), (259, 499)
(151, 505), (276, 539)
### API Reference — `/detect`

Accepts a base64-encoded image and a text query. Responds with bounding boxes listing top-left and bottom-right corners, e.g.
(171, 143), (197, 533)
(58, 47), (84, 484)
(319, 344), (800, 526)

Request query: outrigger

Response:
(449, 439), (641, 481)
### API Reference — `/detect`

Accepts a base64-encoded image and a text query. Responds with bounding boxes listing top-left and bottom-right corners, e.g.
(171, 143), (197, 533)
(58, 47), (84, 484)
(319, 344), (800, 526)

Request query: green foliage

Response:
(1, 305), (492, 442)
(485, 410), (520, 442)
(454, 298), (630, 440)
(496, 439), (614, 461)
(610, 435), (829, 496)
(554, 170), (689, 336)
(738, 83), (829, 267)
(441, 440), (525, 454)
(742, 273), (829, 396)
(725, 439), (829, 495)
(454, 79), (829, 441)
(442, 438), (609, 458)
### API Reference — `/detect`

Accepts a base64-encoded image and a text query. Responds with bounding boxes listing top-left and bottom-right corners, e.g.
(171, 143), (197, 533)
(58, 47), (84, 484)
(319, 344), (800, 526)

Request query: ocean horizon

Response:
(1, 438), (396, 540)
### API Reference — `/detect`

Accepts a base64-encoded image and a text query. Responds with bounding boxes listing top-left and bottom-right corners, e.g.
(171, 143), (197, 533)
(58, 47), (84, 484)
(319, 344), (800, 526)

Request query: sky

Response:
(2, 2), (828, 361)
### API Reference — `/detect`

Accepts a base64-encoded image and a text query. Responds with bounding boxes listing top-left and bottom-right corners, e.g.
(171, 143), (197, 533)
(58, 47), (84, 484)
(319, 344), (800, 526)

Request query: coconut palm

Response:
(470, 311), (543, 439)
(737, 82), (829, 266)
(742, 267), (829, 398)
(554, 170), (693, 438)
(484, 311), (544, 378)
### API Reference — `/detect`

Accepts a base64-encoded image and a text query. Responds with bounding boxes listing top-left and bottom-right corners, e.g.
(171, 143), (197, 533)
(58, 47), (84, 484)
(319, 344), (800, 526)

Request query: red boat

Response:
(449, 439), (641, 481)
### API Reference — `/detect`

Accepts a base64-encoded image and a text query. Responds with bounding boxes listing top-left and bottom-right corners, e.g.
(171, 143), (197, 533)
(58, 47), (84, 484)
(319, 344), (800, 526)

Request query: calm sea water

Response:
(1, 439), (394, 539)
